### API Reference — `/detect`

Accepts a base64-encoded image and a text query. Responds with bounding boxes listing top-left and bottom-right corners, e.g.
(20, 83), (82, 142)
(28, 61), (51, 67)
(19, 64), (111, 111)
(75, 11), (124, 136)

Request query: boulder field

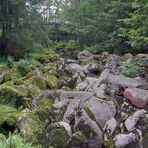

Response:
(0, 49), (148, 148)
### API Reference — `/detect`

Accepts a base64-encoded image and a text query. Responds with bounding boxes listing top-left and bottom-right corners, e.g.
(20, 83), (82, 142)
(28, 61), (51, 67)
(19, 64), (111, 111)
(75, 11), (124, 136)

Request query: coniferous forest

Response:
(0, 0), (148, 148)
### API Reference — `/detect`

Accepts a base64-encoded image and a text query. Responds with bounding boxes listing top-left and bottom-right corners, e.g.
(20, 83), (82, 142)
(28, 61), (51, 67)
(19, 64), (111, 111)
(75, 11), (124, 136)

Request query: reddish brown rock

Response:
(123, 88), (148, 109)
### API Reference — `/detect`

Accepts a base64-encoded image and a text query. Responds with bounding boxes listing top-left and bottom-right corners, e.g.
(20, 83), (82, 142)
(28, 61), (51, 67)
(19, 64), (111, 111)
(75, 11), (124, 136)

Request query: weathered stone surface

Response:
(76, 77), (98, 91)
(123, 88), (148, 108)
(114, 133), (138, 148)
(74, 108), (103, 142)
(63, 99), (83, 123)
(125, 110), (146, 131)
(84, 96), (116, 127)
(53, 99), (70, 109)
(94, 84), (107, 99)
(59, 121), (72, 136)
(136, 54), (148, 58)
(77, 50), (93, 60)
(105, 54), (121, 74)
(122, 53), (133, 61)
(59, 91), (94, 101)
(104, 117), (118, 136)
(66, 63), (85, 77)
(107, 74), (146, 89)
(87, 63), (101, 75)
(92, 69), (109, 89)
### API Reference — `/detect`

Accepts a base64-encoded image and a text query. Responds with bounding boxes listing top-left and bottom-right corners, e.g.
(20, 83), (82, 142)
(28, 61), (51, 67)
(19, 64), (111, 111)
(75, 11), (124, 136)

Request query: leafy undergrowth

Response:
(121, 57), (148, 77)
(0, 133), (33, 148)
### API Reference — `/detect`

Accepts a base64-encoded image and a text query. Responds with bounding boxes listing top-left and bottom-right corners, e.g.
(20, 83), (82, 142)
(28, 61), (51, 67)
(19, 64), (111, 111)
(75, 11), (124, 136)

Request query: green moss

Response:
(106, 138), (115, 148)
(28, 53), (59, 63)
(25, 76), (46, 90)
(20, 101), (54, 147)
(0, 105), (19, 126)
(1, 85), (28, 97)
(46, 75), (58, 89)
(84, 107), (96, 121)
(42, 63), (57, 74)
(47, 125), (70, 147)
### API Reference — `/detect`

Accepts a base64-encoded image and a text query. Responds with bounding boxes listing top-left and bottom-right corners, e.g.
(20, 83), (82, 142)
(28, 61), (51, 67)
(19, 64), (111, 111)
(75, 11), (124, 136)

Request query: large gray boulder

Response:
(83, 96), (116, 127)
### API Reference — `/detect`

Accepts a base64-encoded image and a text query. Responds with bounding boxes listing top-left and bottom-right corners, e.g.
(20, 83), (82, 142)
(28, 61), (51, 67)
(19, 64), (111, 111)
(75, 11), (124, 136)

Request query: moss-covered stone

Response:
(25, 75), (46, 90)
(1, 84), (28, 97)
(46, 75), (58, 89)
(42, 63), (58, 75)
(28, 52), (59, 63)
(19, 100), (54, 147)
(47, 123), (71, 147)
(0, 105), (19, 126)
(106, 138), (115, 148)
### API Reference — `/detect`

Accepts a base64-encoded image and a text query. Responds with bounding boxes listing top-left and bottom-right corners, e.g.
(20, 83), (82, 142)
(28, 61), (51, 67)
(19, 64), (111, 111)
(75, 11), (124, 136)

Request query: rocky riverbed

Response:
(0, 49), (148, 148)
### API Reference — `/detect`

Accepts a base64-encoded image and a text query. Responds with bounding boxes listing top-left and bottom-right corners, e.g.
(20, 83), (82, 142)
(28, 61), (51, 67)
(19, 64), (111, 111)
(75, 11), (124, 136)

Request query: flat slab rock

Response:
(123, 88), (148, 109)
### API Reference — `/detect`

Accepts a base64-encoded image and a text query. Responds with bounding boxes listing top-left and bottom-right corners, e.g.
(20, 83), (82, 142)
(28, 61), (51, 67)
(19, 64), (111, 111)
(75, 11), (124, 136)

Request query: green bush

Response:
(84, 44), (105, 54)
(54, 40), (77, 49)
(18, 59), (42, 75)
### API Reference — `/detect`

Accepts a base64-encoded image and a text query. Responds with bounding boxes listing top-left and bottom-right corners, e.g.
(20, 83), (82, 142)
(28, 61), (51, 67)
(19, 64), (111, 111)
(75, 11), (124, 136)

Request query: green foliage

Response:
(122, 64), (141, 77)
(0, 133), (33, 148)
(54, 40), (77, 49)
(119, 0), (148, 51)
(122, 57), (148, 77)
(18, 59), (42, 75)
(106, 138), (115, 148)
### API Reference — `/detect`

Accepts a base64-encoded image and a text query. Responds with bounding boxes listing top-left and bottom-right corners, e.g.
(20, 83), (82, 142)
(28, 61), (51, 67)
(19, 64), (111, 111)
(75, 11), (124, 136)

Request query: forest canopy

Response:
(0, 0), (148, 56)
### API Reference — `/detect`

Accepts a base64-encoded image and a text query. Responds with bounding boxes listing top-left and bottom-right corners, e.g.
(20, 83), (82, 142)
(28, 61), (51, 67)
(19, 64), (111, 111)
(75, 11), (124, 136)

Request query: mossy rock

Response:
(46, 75), (58, 89)
(66, 131), (87, 147)
(3, 69), (21, 83)
(19, 110), (45, 145)
(32, 91), (54, 110)
(0, 105), (19, 126)
(27, 84), (41, 98)
(106, 138), (115, 148)
(25, 76), (46, 90)
(29, 53), (59, 63)
(19, 104), (54, 147)
(1, 84), (28, 97)
(47, 123), (71, 147)
(42, 63), (58, 75)
(0, 84), (30, 107)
